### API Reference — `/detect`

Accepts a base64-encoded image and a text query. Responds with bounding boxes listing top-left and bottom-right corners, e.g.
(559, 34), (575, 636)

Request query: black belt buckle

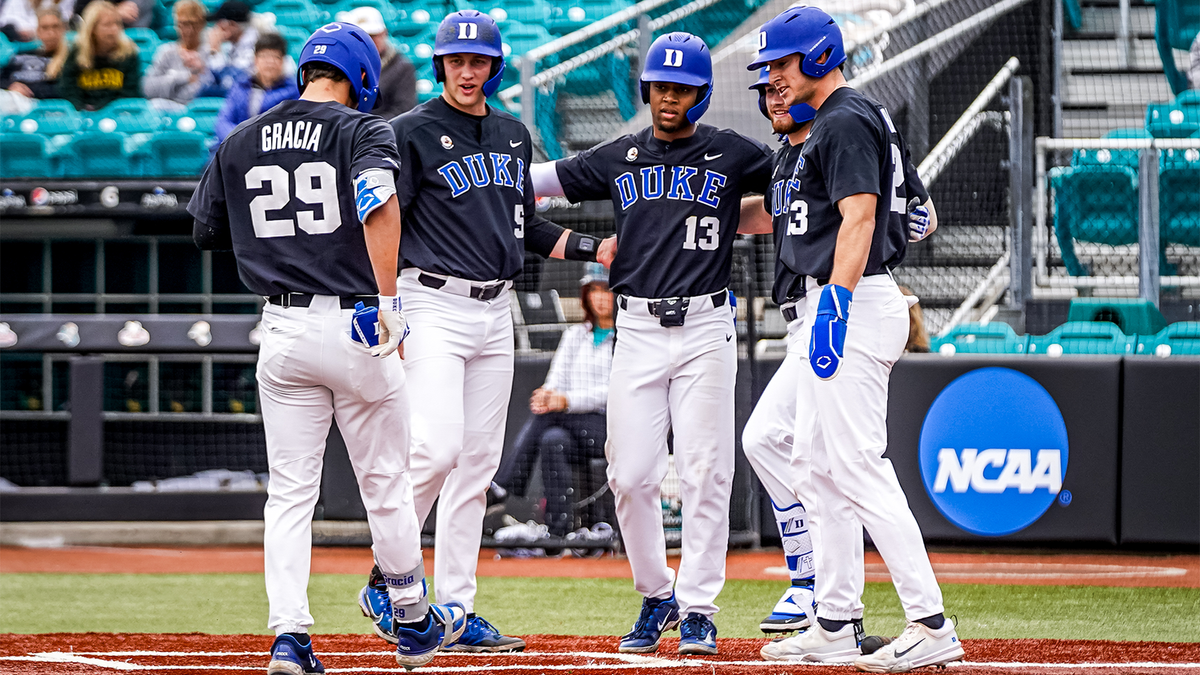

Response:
(781, 305), (798, 323)
(472, 283), (504, 302)
(657, 297), (687, 327)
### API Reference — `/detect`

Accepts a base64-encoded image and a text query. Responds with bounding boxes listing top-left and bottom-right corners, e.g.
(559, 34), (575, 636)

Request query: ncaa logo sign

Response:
(918, 367), (1068, 536)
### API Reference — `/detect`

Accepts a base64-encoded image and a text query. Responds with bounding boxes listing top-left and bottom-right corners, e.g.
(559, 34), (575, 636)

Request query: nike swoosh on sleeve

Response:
(510, 140), (523, 147)
(704, 153), (723, 161)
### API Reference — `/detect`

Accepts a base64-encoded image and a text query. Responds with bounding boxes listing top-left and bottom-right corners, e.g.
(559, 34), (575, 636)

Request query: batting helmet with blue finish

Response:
(750, 67), (816, 124)
(640, 32), (713, 124)
(746, 5), (846, 78)
(433, 10), (505, 98)
(297, 22), (382, 112)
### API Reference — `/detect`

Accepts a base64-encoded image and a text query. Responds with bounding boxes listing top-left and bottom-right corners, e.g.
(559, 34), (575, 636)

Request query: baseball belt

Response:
(266, 293), (379, 309)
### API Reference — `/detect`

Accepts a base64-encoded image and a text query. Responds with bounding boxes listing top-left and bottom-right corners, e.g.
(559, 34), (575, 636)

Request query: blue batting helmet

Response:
(746, 5), (846, 78)
(640, 32), (713, 124)
(750, 67), (815, 124)
(433, 10), (505, 98)
(297, 22), (382, 112)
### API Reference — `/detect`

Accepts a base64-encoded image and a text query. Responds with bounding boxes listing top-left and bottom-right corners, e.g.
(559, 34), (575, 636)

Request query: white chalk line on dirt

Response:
(3, 650), (1200, 671)
(763, 563), (1190, 581)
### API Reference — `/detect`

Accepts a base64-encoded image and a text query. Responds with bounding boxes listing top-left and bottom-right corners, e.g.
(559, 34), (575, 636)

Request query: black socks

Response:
(817, 617), (852, 632)
(916, 613), (945, 629)
(285, 633), (310, 646)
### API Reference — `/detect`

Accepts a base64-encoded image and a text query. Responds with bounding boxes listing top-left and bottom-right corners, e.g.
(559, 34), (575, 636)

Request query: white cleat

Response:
(853, 620), (965, 673)
(760, 621), (860, 663)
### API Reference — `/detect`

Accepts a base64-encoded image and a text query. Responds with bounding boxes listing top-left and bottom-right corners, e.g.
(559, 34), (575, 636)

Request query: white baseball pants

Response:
(791, 275), (944, 622)
(257, 296), (422, 636)
(398, 268), (514, 613)
(606, 293), (736, 618)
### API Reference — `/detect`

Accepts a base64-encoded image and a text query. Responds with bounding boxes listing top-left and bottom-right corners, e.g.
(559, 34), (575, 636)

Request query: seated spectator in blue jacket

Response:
(1, 9), (68, 99)
(495, 264), (615, 538)
(214, 32), (296, 142)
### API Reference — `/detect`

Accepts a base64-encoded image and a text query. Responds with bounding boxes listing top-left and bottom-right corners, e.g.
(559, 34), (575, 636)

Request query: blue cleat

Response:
(393, 602), (469, 670)
(358, 566), (389, 622)
(267, 634), (324, 675)
(444, 614), (527, 652)
(618, 593), (680, 653)
(678, 612), (718, 655)
(760, 580), (815, 633)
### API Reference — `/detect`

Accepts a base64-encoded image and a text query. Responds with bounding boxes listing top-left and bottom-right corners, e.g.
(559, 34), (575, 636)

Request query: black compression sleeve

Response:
(193, 219), (233, 251)
(523, 213), (566, 258)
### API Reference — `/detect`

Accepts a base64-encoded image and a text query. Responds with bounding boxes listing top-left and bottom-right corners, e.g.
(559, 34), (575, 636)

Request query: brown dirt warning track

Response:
(2, 547), (1198, 673)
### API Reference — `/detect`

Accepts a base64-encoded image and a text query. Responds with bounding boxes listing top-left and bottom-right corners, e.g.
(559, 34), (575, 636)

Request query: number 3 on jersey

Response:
(246, 162), (341, 238)
(683, 215), (719, 250)
(787, 199), (808, 236)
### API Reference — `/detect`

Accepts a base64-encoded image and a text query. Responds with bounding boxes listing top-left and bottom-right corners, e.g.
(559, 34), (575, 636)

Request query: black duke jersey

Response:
(556, 124), (773, 298)
(189, 99), (398, 297)
(764, 141), (805, 305)
(391, 97), (563, 282)
(777, 87), (928, 281)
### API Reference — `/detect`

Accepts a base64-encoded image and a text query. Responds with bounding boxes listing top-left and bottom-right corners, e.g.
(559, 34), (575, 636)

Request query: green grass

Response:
(1, 574), (1197, 642)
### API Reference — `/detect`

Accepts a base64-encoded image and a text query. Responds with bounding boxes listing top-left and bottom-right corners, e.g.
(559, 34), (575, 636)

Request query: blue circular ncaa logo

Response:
(918, 367), (1069, 536)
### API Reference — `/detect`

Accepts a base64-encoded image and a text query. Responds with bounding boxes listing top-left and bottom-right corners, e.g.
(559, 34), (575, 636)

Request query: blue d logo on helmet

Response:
(297, 22), (382, 112)
(433, 10), (505, 98)
(640, 32), (713, 124)
(749, 67), (815, 124)
(746, 5), (846, 78)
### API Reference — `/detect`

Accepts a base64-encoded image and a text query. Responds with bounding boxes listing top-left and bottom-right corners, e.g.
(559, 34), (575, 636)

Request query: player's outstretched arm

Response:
(530, 161), (565, 198)
(737, 195), (772, 235)
(828, 193), (877, 292)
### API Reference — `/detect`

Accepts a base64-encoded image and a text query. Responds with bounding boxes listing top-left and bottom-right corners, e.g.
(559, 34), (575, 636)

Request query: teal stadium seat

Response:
(333, 0), (400, 25)
(1155, 0), (1200, 94)
(177, 97), (223, 135)
(0, 34), (16, 68)
(63, 131), (150, 178)
(3, 99), (85, 135)
(1071, 129), (1149, 167)
(1066, 297), (1167, 336)
(88, 98), (170, 134)
(1145, 322), (1200, 356)
(1146, 100), (1200, 138)
(125, 27), (161, 68)
(931, 322), (1029, 355)
(257, 0), (328, 30)
(1063, 0), (1083, 30)
(0, 133), (64, 179)
(147, 130), (210, 177)
(1029, 321), (1135, 355)
(1160, 148), (1200, 247)
(547, 0), (632, 36)
(1049, 164), (1139, 276)
(276, 25), (309, 61)
(391, 6), (435, 38)
(477, 0), (549, 25)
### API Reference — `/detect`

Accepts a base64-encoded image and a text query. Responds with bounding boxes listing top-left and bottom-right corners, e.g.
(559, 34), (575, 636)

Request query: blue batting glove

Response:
(908, 199), (931, 242)
(809, 284), (852, 380)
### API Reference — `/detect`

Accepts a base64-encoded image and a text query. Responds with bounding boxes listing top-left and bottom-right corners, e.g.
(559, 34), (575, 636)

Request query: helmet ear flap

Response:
(640, 80), (650, 105)
(433, 55), (445, 83)
(758, 89), (768, 120)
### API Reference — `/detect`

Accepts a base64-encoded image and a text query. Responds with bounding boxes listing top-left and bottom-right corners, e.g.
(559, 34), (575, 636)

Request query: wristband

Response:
(378, 294), (401, 313)
(564, 231), (600, 261)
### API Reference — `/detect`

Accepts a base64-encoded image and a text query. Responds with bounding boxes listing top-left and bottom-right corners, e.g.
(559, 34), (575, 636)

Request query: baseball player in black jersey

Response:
(746, 7), (962, 672)
(354, 10), (604, 654)
(532, 32), (774, 657)
(190, 22), (467, 673)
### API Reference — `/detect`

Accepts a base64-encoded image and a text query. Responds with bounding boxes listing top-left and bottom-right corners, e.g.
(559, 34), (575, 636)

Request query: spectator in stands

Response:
(336, 6), (415, 119)
(0, 0), (72, 43)
(1190, 32), (1199, 90)
(214, 32), (296, 142)
(59, 0), (140, 110)
(75, 0), (154, 28)
(142, 0), (211, 104)
(900, 286), (930, 353)
(494, 264), (615, 539)
(1, 8), (68, 99)
(201, 0), (256, 95)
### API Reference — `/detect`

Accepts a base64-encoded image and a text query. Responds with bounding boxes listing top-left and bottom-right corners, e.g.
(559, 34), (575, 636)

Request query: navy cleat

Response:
(394, 602), (469, 670)
(267, 634), (324, 675)
(678, 612), (718, 655)
(618, 593), (681, 653)
(760, 580), (815, 633)
(444, 614), (527, 652)
(358, 565), (389, 622)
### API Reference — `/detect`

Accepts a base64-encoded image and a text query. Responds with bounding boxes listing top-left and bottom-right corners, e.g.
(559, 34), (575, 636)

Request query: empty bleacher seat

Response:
(0, 133), (64, 179)
(1146, 100), (1200, 138)
(257, 0), (328, 30)
(87, 98), (170, 134)
(1143, 322), (1200, 356)
(1155, 0), (1200, 94)
(3, 99), (85, 135)
(931, 322), (1028, 355)
(1029, 321), (1135, 355)
(477, 0), (550, 25)
(126, 27), (162, 68)
(391, 7), (435, 38)
(1049, 164), (1140, 276)
(62, 131), (150, 178)
(547, 0), (632, 35)
(146, 129), (210, 177)
(1066, 298), (1167, 336)
(276, 24), (309, 61)
(333, 0), (399, 25)
(1160, 149), (1200, 247)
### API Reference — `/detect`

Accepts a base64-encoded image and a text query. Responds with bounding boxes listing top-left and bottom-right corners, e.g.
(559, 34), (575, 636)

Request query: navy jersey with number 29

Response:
(556, 124), (773, 298)
(778, 87), (927, 281)
(188, 99), (400, 297)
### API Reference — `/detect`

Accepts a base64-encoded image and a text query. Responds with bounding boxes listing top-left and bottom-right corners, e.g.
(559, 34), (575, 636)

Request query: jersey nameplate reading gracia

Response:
(260, 120), (325, 153)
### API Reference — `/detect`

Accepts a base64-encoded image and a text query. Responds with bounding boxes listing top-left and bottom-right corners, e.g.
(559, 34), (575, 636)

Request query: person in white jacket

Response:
(495, 263), (614, 538)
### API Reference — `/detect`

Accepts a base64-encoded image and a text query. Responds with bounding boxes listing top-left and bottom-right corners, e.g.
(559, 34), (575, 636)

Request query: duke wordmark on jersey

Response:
(613, 165), (728, 210)
(437, 153), (525, 198)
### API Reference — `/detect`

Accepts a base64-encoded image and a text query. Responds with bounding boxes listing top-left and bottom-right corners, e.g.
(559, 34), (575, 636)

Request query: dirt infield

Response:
(2, 546), (1198, 588)
(2, 633), (1199, 674)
